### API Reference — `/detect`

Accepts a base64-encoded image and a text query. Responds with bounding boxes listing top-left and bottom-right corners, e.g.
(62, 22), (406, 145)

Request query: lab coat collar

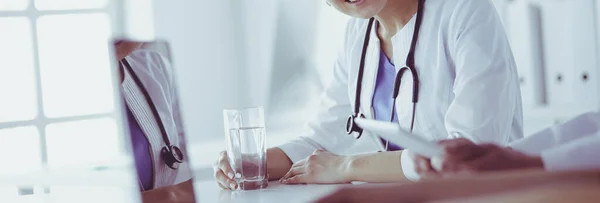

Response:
(360, 22), (380, 121)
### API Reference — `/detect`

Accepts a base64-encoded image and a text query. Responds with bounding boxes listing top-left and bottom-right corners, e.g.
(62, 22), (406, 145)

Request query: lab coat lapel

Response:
(358, 22), (388, 151)
(360, 23), (380, 120)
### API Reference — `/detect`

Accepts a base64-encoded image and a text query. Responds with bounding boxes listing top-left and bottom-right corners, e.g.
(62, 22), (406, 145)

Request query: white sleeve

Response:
(277, 20), (357, 163)
(510, 111), (600, 155)
(443, 0), (522, 144)
(541, 133), (600, 171)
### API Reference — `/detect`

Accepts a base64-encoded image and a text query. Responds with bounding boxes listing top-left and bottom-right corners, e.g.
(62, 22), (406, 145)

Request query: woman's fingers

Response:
(214, 151), (237, 190)
(281, 174), (309, 184)
(216, 179), (228, 190)
(281, 159), (306, 180)
(217, 151), (236, 179)
(214, 166), (237, 190)
(281, 164), (305, 181)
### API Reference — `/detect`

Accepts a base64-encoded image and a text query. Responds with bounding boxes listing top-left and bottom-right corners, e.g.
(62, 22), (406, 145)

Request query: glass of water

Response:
(223, 107), (268, 190)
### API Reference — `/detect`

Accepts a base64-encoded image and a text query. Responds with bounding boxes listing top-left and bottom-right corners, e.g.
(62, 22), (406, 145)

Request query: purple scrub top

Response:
(372, 49), (404, 151)
(125, 103), (154, 190)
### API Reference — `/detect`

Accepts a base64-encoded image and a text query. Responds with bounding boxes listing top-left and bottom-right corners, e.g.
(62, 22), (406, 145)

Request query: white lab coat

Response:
(121, 50), (192, 189)
(279, 0), (524, 181)
(510, 111), (600, 171)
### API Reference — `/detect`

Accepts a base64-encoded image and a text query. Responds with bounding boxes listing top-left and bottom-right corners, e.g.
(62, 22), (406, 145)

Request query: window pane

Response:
(46, 118), (121, 169)
(0, 127), (42, 176)
(0, 17), (37, 123)
(48, 186), (136, 203)
(37, 14), (115, 118)
(0, 0), (28, 11)
(35, 0), (107, 10)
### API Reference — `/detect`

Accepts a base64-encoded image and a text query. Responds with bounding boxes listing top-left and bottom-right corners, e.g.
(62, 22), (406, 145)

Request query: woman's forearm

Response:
(345, 151), (408, 183)
(266, 147), (293, 180)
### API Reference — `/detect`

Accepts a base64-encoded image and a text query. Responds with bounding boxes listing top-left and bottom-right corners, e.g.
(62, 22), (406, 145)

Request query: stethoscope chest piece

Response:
(162, 145), (184, 170)
(346, 113), (365, 139)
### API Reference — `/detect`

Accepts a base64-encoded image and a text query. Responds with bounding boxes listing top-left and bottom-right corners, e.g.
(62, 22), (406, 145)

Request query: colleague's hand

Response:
(412, 152), (440, 179)
(439, 142), (545, 173)
(415, 138), (545, 175)
(213, 151), (238, 190)
(280, 150), (351, 184)
(413, 138), (478, 178)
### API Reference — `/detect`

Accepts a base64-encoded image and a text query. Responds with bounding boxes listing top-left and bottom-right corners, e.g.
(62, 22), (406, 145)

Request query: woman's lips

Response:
(345, 0), (365, 6)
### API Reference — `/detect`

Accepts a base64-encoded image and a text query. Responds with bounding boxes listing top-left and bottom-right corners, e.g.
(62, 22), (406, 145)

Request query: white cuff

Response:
(400, 149), (420, 182)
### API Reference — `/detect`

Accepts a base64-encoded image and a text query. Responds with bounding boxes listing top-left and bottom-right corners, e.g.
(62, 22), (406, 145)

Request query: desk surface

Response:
(193, 180), (342, 203)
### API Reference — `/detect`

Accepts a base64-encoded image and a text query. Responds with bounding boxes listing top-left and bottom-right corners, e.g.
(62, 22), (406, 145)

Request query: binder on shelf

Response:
(506, 1), (546, 107)
(571, 0), (600, 111)
(539, 0), (576, 109)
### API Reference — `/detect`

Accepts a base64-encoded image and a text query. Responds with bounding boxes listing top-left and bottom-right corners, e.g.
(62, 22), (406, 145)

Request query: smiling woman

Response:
(214, 0), (523, 189)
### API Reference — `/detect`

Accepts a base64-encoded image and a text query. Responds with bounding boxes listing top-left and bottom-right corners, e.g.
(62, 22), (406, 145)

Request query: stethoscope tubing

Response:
(347, 0), (426, 143)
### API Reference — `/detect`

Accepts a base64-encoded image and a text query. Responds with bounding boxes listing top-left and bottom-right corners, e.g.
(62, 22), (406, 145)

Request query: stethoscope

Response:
(346, 0), (425, 146)
(120, 59), (184, 170)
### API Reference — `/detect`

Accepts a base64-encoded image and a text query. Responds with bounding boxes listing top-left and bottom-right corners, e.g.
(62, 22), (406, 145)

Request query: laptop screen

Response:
(114, 39), (197, 202)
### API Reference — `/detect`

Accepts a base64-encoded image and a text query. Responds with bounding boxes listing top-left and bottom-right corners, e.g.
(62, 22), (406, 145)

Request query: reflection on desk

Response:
(194, 180), (343, 203)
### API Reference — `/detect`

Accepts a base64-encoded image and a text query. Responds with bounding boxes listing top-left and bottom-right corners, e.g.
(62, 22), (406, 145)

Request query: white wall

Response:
(267, 0), (322, 131)
(237, 1), (278, 110)
(152, 0), (244, 145)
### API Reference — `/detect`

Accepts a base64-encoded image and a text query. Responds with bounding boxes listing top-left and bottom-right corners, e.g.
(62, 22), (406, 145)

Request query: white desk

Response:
(193, 181), (343, 203)
(4, 169), (346, 203)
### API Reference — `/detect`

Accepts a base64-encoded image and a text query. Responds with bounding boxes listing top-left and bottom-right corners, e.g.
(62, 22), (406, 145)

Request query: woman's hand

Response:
(280, 150), (352, 184)
(213, 151), (238, 190)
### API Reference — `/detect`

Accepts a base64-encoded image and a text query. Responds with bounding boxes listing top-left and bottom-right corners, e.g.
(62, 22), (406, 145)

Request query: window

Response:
(0, 0), (28, 11)
(0, 17), (37, 123)
(35, 0), (107, 10)
(37, 13), (114, 118)
(0, 0), (138, 202)
(46, 118), (120, 169)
